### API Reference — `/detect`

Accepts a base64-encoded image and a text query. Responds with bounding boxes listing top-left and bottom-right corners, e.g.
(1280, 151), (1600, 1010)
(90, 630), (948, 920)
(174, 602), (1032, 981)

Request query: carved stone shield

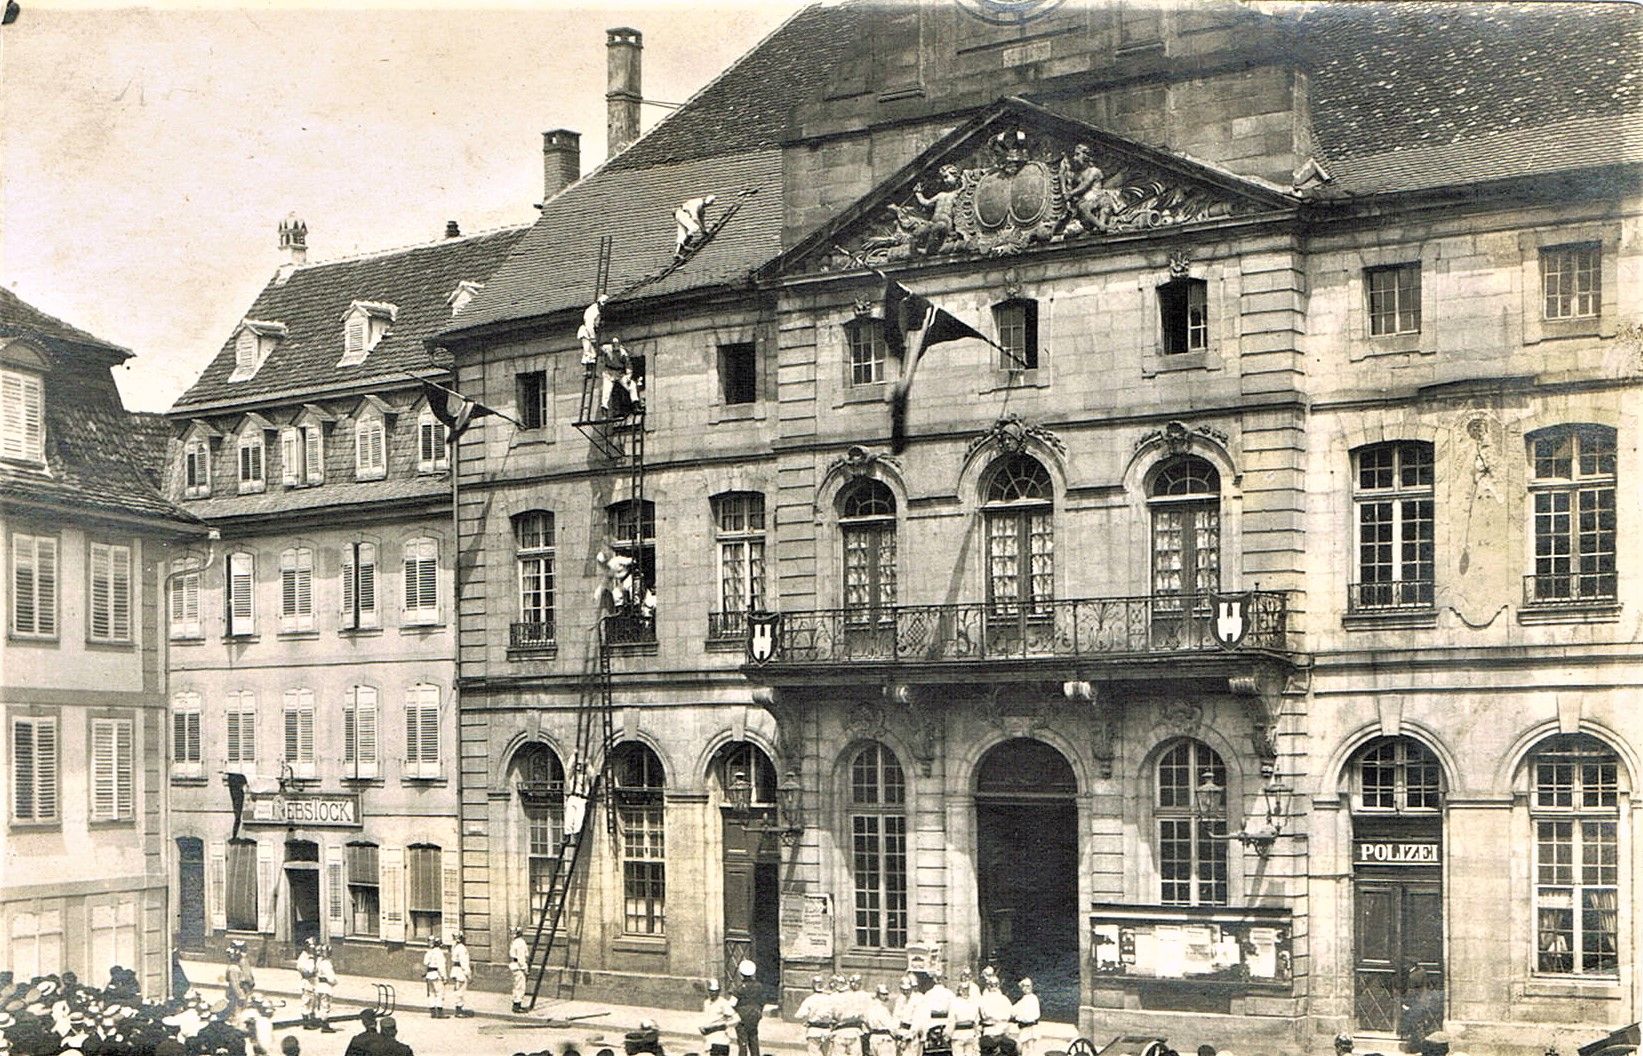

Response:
(1211, 594), (1251, 650)
(747, 611), (781, 664)
(1009, 161), (1052, 226)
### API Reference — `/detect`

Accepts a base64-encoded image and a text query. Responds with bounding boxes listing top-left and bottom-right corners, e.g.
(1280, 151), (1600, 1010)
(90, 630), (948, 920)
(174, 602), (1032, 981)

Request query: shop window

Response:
(614, 743), (666, 935)
(1155, 739), (1227, 907)
(1526, 425), (1617, 606)
(1531, 734), (1622, 976)
(848, 741), (907, 948)
(346, 842), (380, 937)
(1350, 442), (1434, 612)
(983, 455), (1054, 615)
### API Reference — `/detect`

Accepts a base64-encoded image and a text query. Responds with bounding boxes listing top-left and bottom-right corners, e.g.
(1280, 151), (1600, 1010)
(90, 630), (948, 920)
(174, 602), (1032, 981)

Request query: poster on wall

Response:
(780, 894), (834, 960)
(1090, 906), (1293, 986)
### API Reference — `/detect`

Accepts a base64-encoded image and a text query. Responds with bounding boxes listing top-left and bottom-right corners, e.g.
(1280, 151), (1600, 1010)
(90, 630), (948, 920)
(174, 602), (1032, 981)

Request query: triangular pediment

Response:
(772, 97), (1298, 279)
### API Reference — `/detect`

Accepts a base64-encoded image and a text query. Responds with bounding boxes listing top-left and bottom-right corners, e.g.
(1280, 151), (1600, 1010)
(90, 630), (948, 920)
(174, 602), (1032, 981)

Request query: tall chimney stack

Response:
(606, 27), (642, 159)
(278, 216), (308, 267)
(542, 129), (581, 202)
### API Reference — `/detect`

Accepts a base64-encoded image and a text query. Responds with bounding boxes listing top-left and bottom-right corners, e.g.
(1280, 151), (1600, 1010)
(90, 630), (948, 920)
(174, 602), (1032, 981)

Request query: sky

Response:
(0, 1), (808, 411)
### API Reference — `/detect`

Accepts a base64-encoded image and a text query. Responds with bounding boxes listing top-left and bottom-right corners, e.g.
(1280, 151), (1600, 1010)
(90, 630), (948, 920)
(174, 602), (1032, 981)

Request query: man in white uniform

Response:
(421, 937), (446, 1018)
(509, 926), (531, 1012)
(449, 932), (473, 1018)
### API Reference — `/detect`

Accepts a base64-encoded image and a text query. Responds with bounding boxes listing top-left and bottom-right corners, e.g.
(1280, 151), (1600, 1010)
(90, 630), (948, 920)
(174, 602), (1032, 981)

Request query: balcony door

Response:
(1150, 457), (1220, 644)
(841, 480), (897, 656)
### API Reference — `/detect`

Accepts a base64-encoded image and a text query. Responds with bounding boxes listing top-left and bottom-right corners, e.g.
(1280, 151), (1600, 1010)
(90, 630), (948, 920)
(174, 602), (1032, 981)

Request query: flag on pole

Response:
(881, 276), (988, 454)
(413, 376), (521, 440)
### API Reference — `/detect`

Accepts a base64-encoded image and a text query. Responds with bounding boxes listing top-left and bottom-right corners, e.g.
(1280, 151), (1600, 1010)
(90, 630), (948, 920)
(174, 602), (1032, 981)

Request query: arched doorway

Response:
(1346, 736), (1445, 1036)
(713, 741), (782, 981)
(285, 839), (321, 950)
(976, 738), (1078, 1021)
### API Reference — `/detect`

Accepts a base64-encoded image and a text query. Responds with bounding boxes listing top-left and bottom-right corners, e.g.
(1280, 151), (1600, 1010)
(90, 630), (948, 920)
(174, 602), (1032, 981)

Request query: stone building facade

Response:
(162, 221), (523, 977)
(437, 3), (1640, 1052)
(1, 290), (205, 997)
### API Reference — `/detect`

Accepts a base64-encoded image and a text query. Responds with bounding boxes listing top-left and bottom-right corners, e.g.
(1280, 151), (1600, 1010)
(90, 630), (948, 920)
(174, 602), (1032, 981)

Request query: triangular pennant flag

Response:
(890, 304), (989, 455)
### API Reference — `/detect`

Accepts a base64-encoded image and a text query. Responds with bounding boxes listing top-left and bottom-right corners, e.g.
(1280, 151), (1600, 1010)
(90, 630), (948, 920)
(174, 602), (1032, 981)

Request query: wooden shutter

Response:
(380, 846), (405, 943)
(92, 719), (116, 820)
(115, 720), (134, 819)
(359, 693), (378, 777)
(281, 551), (297, 619)
(36, 719), (56, 820)
(304, 426), (323, 483)
(1, 370), (43, 461)
(326, 845), (346, 939)
(111, 546), (131, 641)
(441, 847), (462, 943)
(358, 543), (377, 623)
(343, 691), (357, 767)
(404, 701), (420, 771)
(341, 545), (357, 629)
(256, 841), (276, 933)
(12, 718), (35, 820)
(228, 553), (254, 636)
(36, 537), (55, 635)
(209, 841), (227, 930)
(281, 428), (300, 485)
(90, 544), (112, 640)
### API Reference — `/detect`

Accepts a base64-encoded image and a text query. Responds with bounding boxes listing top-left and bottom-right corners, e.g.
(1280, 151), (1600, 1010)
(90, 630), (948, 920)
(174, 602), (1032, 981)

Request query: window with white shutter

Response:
(171, 692), (203, 777)
(279, 547), (315, 632)
(281, 427), (299, 485)
(283, 425), (325, 485)
(303, 425), (324, 483)
(0, 367), (46, 464)
(184, 439), (212, 498)
(354, 415), (386, 481)
(89, 542), (133, 643)
(238, 435), (266, 494)
(170, 559), (202, 639)
(225, 691), (257, 767)
(341, 541), (379, 630)
(343, 685), (379, 779)
(11, 715), (59, 823)
(7, 907), (64, 978)
(401, 538), (439, 625)
(226, 552), (256, 637)
(11, 533), (58, 638)
(283, 689), (316, 778)
(417, 412), (448, 473)
(90, 717), (135, 822)
(403, 683), (440, 779)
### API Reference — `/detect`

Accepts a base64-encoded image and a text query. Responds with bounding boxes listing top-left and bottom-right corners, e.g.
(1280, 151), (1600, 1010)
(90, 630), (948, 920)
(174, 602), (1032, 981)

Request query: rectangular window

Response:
(403, 684), (440, 779)
(1160, 279), (1210, 353)
(714, 493), (766, 638)
(346, 843), (380, 937)
(8, 906), (65, 978)
(170, 560), (202, 639)
(343, 686), (380, 780)
(406, 845), (442, 941)
(234, 331), (258, 377)
(417, 415), (448, 472)
(620, 803), (666, 935)
(1367, 263), (1422, 336)
(171, 693), (203, 776)
(11, 533), (58, 638)
(402, 539), (439, 624)
(354, 417), (386, 480)
(283, 689), (315, 779)
(516, 514), (555, 639)
(719, 343), (758, 405)
(89, 717), (135, 822)
(279, 548), (315, 632)
(850, 813), (908, 948)
(225, 694), (257, 766)
(1542, 244), (1601, 320)
(11, 715), (59, 823)
(1, 368), (46, 464)
(88, 542), (133, 643)
(238, 437), (265, 494)
(281, 426), (324, 486)
(225, 839), (258, 931)
(1534, 743), (1620, 976)
(226, 552), (255, 637)
(1351, 443), (1435, 611)
(848, 322), (887, 386)
(344, 315), (368, 361)
(993, 299), (1038, 370)
(517, 372), (548, 430)
(1528, 427), (1617, 605)
(341, 541), (379, 630)
(184, 440), (212, 498)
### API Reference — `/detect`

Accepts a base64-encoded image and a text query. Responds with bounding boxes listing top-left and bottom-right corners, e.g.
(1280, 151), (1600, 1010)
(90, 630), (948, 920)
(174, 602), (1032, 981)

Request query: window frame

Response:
(515, 512), (555, 640)
(845, 317), (888, 388)
(341, 540), (380, 631)
(1530, 735), (1623, 979)
(516, 371), (549, 431)
(171, 691), (203, 778)
(401, 537), (440, 626)
(1148, 457), (1222, 607)
(405, 843), (443, 942)
(225, 691), (258, 768)
(225, 837), (259, 931)
(184, 438), (213, 498)
(1159, 277), (1211, 353)
(169, 558), (203, 640)
(1541, 243), (1601, 321)
(613, 743), (667, 936)
(282, 688), (316, 779)
(847, 741), (909, 949)
(416, 411), (449, 473)
(88, 716), (136, 824)
(712, 493), (766, 638)
(345, 841), (381, 938)
(0, 366), (46, 465)
(840, 480), (898, 621)
(1365, 263), (1423, 336)
(281, 424), (325, 486)
(343, 685), (380, 780)
(992, 298), (1039, 372)
(10, 712), (60, 825)
(1525, 425), (1618, 608)
(1155, 738), (1229, 907)
(279, 546), (316, 633)
(354, 413), (387, 481)
(982, 456), (1055, 615)
(1349, 442), (1435, 613)
(10, 531), (59, 640)
(403, 682), (441, 780)
(237, 432), (266, 494)
(1352, 737), (1444, 814)
(718, 342), (759, 406)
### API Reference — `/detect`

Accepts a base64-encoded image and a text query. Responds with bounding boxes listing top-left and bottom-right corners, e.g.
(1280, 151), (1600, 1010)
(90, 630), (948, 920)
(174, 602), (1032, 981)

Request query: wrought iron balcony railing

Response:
(604, 611), (657, 645)
(1523, 572), (1617, 607)
(1347, 579), (1435, 613)
(751, 591), (1288, 666)
(708, 611), (749, 641)
(510, 621), (556, 651)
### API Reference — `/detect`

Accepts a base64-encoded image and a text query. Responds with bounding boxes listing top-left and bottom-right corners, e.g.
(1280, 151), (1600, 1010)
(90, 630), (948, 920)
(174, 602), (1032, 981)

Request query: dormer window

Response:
(446, 282), (483, 317)
(281, 405), (332, 487)
(338, 301), (397, 367)
(234, 414), (275, 495)
(417, 409), (448, 473)
(228, 320), (286, 382)
(1, 337), (49, 466)
(352, 396), (394, 481)
(180, 420), (221, 499)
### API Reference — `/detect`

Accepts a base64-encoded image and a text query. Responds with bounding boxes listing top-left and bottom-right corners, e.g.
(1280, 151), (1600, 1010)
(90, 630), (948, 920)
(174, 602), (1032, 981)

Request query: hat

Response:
(737, 960), (756, 978)
(707, 980), (721, 993)
(874, 985), (890, 998)
(899, 977), (914, 992)
(428, 937), (440, 947)
(811, 975), (825, 990)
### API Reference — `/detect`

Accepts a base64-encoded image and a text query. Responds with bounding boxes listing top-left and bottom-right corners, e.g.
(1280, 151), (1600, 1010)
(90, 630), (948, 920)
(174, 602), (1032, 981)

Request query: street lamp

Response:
(725, 768), (804, 846)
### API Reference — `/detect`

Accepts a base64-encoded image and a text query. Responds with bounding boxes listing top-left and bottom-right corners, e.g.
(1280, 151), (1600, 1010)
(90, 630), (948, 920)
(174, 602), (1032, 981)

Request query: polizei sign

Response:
(1354, 840), (1440, 866)
(243, 792), (362, 828)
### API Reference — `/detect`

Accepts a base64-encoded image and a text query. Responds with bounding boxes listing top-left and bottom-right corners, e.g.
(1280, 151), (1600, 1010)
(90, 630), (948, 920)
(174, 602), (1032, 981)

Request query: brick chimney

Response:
(278, 216), (308, 266)
(445, 220), (461, 239)
(606, 27), (642, 158)
(542, 129), (581, 201)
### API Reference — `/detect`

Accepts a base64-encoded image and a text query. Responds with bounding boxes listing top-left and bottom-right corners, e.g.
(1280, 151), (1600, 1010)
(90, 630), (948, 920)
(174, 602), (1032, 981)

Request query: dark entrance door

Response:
(1354, 878), (1443, 1033)
(975, 738), (1080, 1022)
(177, 837), (206, 950)
(716, 742), (783, 982)
(286, 840), (322, 950)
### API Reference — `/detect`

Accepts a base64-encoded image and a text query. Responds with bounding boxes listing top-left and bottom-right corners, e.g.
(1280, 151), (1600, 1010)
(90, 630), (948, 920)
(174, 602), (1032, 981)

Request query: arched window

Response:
(612, 743), (666, 935)
(514, 511), (555, 646)
(713, 493), (767, 638)
(848, 742), (908, 948)
(1526, 425), (1617, 605)
(1350, 441), (1434, 611)
(1354, 737), (1443, 813)
(983, 455), (1054, 613)
(1530, 734), (1622, 976)
(841, 480), (897, 620)
(512, 745), (565, 917)
(1149, 457), (1220, 605)
(1156, 739), (1228, 906)
(716, 740), (777, 808)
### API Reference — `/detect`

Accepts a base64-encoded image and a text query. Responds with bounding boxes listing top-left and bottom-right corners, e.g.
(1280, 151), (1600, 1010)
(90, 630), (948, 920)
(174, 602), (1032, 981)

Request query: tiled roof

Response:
(601, 3), (866, 174)
(126, 411), (174, 491)
(1, 294), (200, 529)
(173, 226), (528, 409)
(183, 476), (448, 521)
(440, 151), (785, 336)
(1300, 1), (1641, 173)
